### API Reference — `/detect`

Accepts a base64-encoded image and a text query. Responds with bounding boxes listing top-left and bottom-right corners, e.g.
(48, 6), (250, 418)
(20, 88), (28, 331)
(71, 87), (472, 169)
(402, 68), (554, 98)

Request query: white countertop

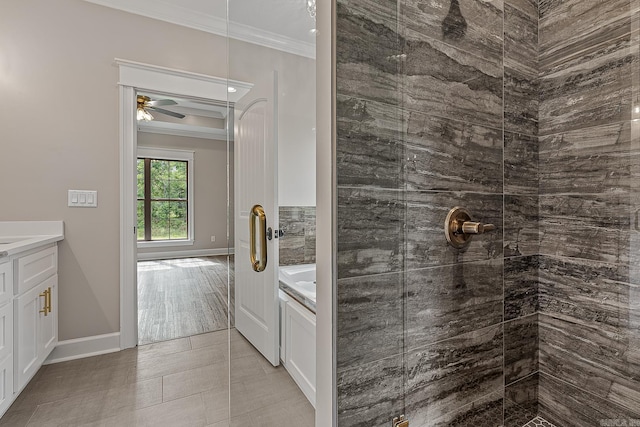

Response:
(0, 221), (64, 258)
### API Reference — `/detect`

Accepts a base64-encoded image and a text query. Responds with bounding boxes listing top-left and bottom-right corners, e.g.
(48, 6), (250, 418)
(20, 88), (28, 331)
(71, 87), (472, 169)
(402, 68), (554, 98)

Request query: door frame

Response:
(116, 58), (251, 349)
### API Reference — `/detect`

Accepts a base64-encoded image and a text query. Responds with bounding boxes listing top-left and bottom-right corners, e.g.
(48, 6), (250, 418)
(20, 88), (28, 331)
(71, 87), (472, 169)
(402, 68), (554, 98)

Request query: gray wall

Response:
(537, 0), (640, 424)
(137, 133), (231, 256)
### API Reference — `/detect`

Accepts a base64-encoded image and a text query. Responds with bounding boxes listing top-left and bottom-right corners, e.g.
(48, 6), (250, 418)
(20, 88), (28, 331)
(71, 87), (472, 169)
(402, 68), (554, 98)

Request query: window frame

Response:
(136, 147), (195, 248)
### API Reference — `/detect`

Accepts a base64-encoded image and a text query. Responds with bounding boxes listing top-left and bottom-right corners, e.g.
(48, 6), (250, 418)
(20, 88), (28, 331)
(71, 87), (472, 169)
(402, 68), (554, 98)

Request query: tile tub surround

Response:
(279, 206), (316, 266)
(336, 0), (539, 426)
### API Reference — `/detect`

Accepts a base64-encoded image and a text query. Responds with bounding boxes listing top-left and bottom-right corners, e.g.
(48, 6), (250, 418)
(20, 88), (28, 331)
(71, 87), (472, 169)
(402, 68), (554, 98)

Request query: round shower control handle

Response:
(445, 207), (496, 249)
(461, 221), (495, 235)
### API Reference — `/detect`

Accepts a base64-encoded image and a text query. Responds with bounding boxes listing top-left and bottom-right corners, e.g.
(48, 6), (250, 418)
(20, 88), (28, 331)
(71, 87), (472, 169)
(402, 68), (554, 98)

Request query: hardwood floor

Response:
(0, 329), (314, 426)
(137, 256), (234, 345)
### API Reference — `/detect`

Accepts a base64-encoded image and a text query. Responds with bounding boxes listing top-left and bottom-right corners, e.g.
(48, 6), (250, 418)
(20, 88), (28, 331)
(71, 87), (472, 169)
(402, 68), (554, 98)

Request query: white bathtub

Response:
(278, 263), (316, 407)
(279, 263), (316, 309)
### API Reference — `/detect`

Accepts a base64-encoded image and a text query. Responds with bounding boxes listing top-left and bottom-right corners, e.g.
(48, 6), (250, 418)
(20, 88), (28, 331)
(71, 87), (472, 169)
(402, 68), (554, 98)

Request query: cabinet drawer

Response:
(0, 262), (12, 308)
(16, 246), (57, 295)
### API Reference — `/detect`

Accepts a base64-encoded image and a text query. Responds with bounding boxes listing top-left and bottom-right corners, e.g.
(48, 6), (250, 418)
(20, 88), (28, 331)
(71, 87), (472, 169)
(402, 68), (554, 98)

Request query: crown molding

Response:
(84, 0), (315, 59)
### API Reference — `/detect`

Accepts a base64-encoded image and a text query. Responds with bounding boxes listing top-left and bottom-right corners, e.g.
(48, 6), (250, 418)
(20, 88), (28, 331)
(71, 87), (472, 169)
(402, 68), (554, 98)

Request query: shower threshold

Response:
(523, 416), (557, 427)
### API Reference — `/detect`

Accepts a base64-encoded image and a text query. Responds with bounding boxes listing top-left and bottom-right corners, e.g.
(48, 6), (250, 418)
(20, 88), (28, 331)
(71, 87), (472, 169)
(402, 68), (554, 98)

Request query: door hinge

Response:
(393, 415), (409, 427)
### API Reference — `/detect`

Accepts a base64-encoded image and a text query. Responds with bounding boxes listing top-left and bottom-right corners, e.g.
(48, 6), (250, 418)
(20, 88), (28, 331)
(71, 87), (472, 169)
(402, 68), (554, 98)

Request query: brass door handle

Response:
(249, 204), (268, 272)
(445, 207), (496, 249)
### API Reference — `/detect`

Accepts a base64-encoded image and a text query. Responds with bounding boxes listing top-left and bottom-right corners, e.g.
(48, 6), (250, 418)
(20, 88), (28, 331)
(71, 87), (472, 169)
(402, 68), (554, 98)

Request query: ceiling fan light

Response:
(137, 107), (154, 121)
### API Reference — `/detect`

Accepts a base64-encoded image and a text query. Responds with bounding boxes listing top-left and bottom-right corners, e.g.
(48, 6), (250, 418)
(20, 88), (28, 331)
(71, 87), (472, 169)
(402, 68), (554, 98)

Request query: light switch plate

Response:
(68, 190), (98, 208)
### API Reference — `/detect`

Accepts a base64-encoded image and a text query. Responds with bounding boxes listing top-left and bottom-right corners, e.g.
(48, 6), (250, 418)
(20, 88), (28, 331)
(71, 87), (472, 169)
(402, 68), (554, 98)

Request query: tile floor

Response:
(0, 329), (314, 426)
(523, 416), (557, 427)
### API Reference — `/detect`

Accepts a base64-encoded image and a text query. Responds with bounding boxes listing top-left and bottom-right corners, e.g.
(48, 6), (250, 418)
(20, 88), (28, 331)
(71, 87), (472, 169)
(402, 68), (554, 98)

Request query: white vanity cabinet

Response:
(13, 246), (58, 393)
(0, 221), (63, 418)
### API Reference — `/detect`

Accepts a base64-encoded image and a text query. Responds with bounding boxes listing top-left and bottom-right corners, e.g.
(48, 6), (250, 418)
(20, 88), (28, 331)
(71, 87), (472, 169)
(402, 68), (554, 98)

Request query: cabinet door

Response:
(0, 262), (12, 308)
(39, 275), (57, 359)
(0, 301), (13, 417)
(14, 282), (43, 391)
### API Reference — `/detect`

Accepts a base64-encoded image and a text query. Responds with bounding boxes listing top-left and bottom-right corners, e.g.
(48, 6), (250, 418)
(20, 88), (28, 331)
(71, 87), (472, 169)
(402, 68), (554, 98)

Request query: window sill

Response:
(137, 239), (194, 249)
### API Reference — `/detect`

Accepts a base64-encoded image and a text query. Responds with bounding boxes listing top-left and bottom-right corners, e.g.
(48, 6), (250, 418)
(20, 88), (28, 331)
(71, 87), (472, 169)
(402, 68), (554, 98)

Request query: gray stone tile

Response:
(504, 132), (538, 195)
(539, 193), (634, 264)
(538, 256), (633, 324)
(336, 96), (404, 189)
(403, 35), (503, 130)
(505, 373), (539, 427)
(405, 324), (504, 423)
(426, 390), (504, 427)
(539, 121), (638, 194)
(539, 32), (637, 136)
(504, 195), (539, 257)
(337, 355), (404, 427)
(405, 110), (503, 193)
(337, 272), (403, 370)
(539, 0), (636, 65)
(539, 372), (640, 427)
(405, 191), (502, 270)
(405, 259), (503, 350)
(505, 0), (538, 73)
(504, 67), (539, 136)
(336, 0), (401, 106)
(337, 187), (404, 278)
(505, 315), (538, 385)
(539, 314), (640, 415)
(402, 0), (504, 62)
(504, 256), (538, 320)
(279, 206), (316, 266)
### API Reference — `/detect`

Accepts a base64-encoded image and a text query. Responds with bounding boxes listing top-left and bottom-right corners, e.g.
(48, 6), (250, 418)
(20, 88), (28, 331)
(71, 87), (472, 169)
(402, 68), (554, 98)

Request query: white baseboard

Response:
(44, 332), (121, 364)
(137, 248), (234, 261)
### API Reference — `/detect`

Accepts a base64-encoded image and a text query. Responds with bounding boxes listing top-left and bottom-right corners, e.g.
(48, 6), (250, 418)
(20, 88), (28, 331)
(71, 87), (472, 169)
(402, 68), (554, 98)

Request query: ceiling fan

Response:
(136, 95), (186, 121)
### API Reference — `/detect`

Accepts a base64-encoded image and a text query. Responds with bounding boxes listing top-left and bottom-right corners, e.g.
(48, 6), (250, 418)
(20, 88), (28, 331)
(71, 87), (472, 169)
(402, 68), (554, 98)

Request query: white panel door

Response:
(234, 71), (280, 366)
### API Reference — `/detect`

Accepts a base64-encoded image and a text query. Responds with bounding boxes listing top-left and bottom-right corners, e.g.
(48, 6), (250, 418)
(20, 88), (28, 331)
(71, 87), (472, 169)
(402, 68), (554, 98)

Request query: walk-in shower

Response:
(335, 0), (640, 425)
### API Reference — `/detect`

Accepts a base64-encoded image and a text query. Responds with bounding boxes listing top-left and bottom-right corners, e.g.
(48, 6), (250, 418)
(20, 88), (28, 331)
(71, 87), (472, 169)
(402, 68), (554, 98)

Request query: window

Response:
(137, 147), (194, 247)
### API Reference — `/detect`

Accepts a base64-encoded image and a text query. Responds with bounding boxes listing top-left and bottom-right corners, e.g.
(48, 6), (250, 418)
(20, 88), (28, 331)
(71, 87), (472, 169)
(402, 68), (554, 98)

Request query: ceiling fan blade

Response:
(149, 107), (186, 119)
(147, 99), (177, 107)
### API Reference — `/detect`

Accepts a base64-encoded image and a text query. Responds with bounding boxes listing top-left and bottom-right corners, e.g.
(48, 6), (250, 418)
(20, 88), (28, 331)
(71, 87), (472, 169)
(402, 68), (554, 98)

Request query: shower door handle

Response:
(249, 204), (268, 272)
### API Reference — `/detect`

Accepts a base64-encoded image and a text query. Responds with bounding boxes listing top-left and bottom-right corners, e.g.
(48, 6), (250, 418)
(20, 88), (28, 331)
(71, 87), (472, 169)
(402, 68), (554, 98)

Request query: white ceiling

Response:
(84, 0), (316, 58)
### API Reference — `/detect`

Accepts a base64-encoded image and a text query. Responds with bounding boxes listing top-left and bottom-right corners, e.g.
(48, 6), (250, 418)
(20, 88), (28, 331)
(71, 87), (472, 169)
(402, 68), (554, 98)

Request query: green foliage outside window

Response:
(137, 158), (188, 241)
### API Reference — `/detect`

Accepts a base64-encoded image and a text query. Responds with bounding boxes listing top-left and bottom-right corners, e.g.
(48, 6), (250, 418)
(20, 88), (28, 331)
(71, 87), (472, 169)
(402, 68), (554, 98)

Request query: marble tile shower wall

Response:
(279, 206), (316, 266)
(336, 0), (539, 426)
(537, 0), (640, 425)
